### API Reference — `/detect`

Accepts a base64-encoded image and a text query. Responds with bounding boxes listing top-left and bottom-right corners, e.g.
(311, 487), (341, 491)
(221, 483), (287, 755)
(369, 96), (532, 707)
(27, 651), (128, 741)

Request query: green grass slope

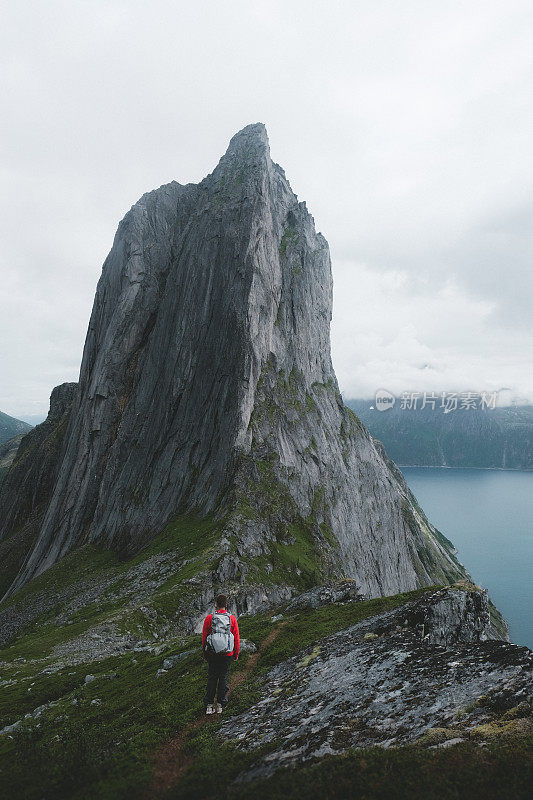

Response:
(0, 585), (530, 800)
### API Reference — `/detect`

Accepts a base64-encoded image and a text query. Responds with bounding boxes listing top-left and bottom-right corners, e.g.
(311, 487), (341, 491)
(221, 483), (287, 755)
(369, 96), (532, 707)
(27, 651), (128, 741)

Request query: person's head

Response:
(215, 593), (227, 610)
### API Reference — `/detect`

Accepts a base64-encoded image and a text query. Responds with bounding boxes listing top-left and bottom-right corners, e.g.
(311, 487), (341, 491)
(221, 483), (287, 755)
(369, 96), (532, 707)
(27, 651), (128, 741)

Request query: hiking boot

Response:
(205, 704), (215, 715)
(216, 703), (223, 714)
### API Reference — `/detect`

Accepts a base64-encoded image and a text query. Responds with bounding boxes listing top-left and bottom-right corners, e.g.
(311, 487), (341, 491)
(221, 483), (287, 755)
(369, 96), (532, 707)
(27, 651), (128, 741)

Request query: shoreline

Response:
(398, 465), (533, 472)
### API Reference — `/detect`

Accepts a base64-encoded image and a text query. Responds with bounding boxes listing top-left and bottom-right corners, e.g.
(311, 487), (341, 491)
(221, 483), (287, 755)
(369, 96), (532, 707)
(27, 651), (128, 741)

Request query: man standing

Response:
(202, 593), (240, 714)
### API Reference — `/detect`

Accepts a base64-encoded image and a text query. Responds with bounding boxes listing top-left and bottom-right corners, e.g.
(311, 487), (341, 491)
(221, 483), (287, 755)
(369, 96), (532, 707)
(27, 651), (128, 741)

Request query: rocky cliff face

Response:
(0, 383), (77, 596)
(0, 434), (25, 478)
(3, 124), (465, 598)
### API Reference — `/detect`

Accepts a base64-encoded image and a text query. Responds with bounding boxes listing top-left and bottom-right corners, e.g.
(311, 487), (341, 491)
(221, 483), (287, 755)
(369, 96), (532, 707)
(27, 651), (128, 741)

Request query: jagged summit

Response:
(222, 122), (270, 156)
(0, 125), (466, 599)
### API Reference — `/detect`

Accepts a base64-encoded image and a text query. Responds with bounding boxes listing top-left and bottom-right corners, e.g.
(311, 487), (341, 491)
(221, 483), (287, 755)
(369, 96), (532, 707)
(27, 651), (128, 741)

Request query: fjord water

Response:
(402, 468), (533, 649)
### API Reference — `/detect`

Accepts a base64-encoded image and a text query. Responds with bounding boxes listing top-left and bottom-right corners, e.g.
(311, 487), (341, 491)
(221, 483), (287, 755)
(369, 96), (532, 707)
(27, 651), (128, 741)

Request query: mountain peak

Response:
(213, 122), (271, 178)
(226, 122), (269, 152)
(1, 128), (465, 599)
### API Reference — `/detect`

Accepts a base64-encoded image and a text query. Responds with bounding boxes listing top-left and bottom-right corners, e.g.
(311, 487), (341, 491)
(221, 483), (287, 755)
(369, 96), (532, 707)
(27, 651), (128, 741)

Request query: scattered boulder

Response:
(84, 672), (116, 684)
(162, 650), (196, 670)
(0, 720), (21, 736)
(240, 639), (257, 654)
(286, 581), (363, 612)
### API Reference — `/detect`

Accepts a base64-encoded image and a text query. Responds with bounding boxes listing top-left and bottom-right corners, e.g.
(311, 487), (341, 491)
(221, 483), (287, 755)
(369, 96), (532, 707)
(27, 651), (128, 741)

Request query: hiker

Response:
(202, 593), (240, 715)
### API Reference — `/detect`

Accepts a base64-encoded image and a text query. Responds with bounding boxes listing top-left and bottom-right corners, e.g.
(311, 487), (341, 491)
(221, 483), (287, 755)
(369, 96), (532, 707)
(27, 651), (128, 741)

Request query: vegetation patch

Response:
(0, 515), (223, 663)
(0, 588), (443, 799)
(218, 737), (533, 800)
(279, 226), (299, 256)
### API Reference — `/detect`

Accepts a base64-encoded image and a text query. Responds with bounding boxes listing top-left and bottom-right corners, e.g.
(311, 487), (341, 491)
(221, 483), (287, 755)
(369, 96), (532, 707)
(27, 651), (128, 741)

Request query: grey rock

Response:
(0, 698), (61, 736)
(286, 580), (363, 611)
(240, 639), (257, 653)
(0, 433), (26, 472)
(0, 383), (77, 597)
(420, 586), (490, 645)
(84, 674), (96, 683)
(4, 124), (467, 604)
(162, 649), (196, 669)
(221, 588), (532, 782)
(433, 737), (467, 748)
(0, 719), (21, 736)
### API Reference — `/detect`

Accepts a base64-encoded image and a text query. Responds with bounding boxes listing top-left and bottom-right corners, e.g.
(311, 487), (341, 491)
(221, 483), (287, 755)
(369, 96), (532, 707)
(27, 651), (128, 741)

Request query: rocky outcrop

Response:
(0, 383), (77, 538)
(416, 585), (490, 646)
(221, 588), (531, 782)
(285, 580), (364, 611)
(0, 383), (77, 597)
(3, 124), (466, 598)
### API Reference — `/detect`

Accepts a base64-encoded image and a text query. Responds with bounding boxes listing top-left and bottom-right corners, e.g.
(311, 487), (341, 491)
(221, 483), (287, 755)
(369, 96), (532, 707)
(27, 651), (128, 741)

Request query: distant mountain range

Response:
(0, 412), (32, 447)
(346, 400), (533, 469)
(0, 413), (32, 482)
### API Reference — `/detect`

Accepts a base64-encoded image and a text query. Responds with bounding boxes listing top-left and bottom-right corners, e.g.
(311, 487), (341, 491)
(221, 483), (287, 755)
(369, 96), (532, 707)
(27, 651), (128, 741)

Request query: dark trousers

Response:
(204, 654), (231, 706)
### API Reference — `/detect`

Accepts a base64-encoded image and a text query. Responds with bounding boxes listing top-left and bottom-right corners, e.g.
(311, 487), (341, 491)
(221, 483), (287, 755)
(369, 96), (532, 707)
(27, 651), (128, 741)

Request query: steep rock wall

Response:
(0, 383), (77, 596)
(3, 124), (465, 597)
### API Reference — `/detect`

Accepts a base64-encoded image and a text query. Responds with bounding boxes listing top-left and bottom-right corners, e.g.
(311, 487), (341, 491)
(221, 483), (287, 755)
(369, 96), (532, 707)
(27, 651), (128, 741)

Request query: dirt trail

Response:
(144, 623), (285, 799)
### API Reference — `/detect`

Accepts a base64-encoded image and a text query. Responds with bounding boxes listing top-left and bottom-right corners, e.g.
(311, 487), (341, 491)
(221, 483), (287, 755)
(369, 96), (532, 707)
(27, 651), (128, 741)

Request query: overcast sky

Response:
(2, 0), (533, 421)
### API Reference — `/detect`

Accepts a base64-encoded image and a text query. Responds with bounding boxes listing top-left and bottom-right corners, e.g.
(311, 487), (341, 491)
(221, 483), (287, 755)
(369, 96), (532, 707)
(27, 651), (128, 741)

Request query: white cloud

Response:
(331, 259), (533, 402)
(1, 1), (532, 417)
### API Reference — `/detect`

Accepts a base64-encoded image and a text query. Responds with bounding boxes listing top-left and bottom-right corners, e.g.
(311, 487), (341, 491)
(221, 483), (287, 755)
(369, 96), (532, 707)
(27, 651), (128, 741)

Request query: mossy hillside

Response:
(488, 599), (509, 640)
(173, 736), (533, 800)
(0, 515), (222, 663)
(1, 514), (219, 608)
(230, 362), (345, 591)
(238, 520), (330, 591)
(0, 588), (442, 799)
(0, 646), (209, 799)
(231, 451), (336, 591)
(166, 587), (532, 800)
(407, 489), (457, 554)
(401, 497), (464, 586)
